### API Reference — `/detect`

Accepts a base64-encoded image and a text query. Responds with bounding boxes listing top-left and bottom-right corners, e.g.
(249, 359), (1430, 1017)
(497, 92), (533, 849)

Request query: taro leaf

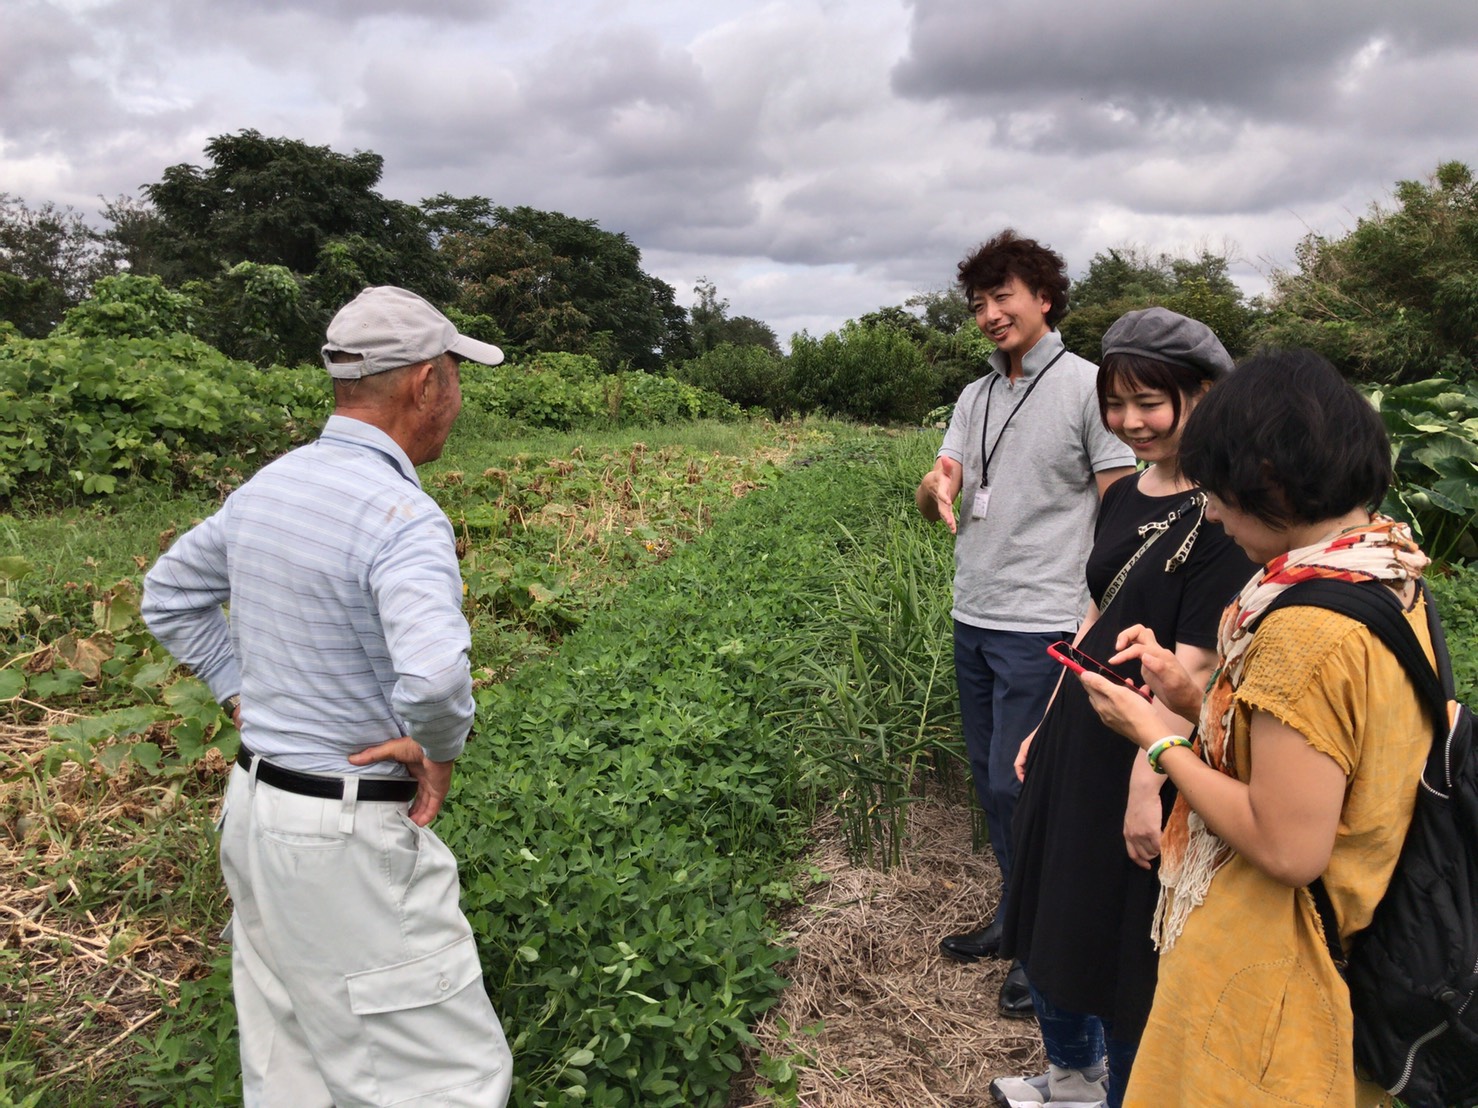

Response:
(1432, 478), (1478, 510)
(0, 669), (24, 700)
(1432, 453), (1478, 481)
(1435, 391), (1478, 418)
(1413, 434), (1478, 470)
(1410, 482), (1466, 515)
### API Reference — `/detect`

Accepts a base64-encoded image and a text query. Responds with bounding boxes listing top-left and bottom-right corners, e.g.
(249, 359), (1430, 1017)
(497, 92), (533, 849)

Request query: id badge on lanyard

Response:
(971, 486), (991, 521)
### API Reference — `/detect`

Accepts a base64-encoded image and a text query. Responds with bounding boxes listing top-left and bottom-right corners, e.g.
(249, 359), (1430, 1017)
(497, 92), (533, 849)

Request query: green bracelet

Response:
(1146, 735), (1192, 774)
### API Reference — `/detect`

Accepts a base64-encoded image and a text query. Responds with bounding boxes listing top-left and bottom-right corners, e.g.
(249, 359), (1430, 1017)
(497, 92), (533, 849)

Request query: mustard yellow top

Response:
(1125, 600), (1434, 1108)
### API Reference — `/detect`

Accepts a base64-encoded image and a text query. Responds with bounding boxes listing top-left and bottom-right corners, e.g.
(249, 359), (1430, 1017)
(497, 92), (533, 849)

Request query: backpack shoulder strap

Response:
(1256, 578), (1447, 732)
(1253, 577), (1452, 973)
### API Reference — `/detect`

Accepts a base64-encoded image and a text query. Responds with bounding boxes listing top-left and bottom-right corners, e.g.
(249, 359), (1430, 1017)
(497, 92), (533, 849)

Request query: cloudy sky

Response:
(5, 0), (1478, 344)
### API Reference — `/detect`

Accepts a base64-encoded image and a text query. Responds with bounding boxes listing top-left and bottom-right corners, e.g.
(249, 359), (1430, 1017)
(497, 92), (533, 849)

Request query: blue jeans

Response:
(1031, 983), (1138, 1108)
(952, 623), (1067, 892)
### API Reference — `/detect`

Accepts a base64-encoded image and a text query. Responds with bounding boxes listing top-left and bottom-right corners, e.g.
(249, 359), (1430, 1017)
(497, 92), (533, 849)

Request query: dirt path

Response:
(734, 799), (1046, 1106)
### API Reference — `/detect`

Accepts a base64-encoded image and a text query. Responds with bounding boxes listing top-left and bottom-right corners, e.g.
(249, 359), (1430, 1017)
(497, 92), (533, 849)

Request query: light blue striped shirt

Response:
(142, 415), (474, 774)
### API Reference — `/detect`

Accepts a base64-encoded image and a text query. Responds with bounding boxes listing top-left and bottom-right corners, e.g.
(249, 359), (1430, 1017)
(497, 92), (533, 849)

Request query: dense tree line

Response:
(3, 135), (1476, 424)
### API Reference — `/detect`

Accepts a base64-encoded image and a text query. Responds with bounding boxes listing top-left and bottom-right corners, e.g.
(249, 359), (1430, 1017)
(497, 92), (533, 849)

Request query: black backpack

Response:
(1256, 579), (1478, 1108)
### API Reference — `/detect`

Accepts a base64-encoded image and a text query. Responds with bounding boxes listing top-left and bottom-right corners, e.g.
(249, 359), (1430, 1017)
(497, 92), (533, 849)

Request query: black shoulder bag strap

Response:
(1252, 578), (1450, 973)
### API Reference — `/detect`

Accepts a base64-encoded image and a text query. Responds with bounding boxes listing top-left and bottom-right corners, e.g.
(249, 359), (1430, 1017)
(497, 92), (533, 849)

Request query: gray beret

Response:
(1100, 307), (1234, 380)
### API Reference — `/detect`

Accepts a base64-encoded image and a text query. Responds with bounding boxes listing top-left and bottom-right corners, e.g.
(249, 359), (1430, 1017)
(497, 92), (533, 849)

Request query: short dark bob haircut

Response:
(1096, 353), (1208, 434)
(1179, 348), (1392, 528)
(957, 229), (1071, 326)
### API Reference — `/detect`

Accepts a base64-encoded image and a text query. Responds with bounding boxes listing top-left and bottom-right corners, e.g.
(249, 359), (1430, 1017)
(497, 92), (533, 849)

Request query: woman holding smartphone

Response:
(991, 309), (1255, 1108)
(1080, 350), (1432, 1108)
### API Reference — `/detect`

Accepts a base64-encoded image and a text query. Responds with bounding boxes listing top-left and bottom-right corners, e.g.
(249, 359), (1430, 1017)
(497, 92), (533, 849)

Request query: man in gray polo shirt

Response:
(917, 230), (1135, 1016)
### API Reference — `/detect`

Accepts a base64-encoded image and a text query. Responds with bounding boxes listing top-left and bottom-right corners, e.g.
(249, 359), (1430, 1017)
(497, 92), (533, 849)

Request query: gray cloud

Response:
(894, 0), (1478, 119)
(3, 0), (1477, 343)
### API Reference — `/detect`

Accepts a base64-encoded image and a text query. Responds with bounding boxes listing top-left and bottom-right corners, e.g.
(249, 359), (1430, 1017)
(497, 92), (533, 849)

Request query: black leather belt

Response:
(238, 746), (418, 802)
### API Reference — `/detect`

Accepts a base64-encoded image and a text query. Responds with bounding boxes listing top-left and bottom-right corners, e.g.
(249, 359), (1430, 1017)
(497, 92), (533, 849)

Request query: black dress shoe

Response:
(939, 916), (1004, 962)
(998, 961), (1035, 1019)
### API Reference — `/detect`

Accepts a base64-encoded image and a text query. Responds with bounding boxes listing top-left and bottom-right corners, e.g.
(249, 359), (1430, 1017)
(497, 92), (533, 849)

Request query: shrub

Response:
(1430, 562), (1478, 703)
(1369, 377), (1478, 563)
(789, 322), (935, 424)
(460, 356), (738, 432)
(0, 330), (326, 505)
(55, 274), (202, 340)
(677, 343), (788, 415)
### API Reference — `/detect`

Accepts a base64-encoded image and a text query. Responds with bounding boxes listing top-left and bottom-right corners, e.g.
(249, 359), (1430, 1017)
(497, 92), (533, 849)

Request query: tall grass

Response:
(775, 432), (980, 869)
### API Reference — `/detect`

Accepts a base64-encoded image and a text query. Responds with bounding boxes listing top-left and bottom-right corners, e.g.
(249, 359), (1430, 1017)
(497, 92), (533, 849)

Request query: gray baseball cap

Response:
(322, 286), (504, 379)
(1100, 307), (1234, 380)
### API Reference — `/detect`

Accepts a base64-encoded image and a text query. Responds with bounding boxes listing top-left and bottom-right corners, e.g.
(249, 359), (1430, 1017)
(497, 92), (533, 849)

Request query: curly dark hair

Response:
(1179, 348), (1392, 527)
(956, 229), (1071, 326)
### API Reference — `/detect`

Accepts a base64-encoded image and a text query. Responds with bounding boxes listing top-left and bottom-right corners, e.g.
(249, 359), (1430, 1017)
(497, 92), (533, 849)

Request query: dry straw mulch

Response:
(734, 799), (1045, 1107)
(0, 717), (228, 1086)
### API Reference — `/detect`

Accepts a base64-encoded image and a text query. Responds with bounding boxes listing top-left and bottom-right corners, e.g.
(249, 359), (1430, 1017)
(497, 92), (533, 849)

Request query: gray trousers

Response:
(220, 764), (513, 1107)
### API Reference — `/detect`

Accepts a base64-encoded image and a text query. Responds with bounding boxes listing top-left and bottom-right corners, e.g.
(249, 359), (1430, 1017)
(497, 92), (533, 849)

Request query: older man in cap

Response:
(143, 287), (513, 1107)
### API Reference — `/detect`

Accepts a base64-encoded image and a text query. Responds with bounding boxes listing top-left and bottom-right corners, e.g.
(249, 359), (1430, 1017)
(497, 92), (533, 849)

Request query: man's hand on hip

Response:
(348, 738), (455, 827)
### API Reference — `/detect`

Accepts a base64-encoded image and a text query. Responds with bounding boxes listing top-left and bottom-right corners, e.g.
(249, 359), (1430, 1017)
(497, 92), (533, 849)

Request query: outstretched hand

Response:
(917, 456), (962, 534)
(347, 737), (454, 827)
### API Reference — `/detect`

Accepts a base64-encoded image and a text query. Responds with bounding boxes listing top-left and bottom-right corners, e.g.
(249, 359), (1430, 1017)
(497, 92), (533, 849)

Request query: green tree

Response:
(789, 321), (935, 423)
(131, 130), (452, 364)
(439, 204), (688, 372)
(856, 291), (992, 410)
(678, 343), (788, 414)
(688, 278), (780, 357)
(1059, 246), (1260, 362)
(0, 194), (119, 335)
(1258, 160), (1478, 384)
(906, 287), (973, 335)
(689, 277), (728, 354)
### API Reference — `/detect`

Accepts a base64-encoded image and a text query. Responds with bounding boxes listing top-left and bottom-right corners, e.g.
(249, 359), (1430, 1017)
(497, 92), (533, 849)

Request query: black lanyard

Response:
(978, 348), (1065, 486)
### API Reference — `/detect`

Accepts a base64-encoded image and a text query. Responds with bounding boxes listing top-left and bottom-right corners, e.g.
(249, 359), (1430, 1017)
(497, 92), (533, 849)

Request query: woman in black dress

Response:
(990, 309), (1256, 1108)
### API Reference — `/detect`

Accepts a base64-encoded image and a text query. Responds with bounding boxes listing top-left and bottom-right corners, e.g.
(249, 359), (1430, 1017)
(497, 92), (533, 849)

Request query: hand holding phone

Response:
(1047, 641), (1154, 701)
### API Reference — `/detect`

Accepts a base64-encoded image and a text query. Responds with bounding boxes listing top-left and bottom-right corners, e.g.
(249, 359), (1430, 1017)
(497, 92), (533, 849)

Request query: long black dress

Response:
(1000, 472), (1255, 1037)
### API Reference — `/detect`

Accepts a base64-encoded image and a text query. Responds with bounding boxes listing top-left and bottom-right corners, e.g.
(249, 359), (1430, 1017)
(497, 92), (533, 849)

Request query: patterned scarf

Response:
(1152, 516), (1429, 951)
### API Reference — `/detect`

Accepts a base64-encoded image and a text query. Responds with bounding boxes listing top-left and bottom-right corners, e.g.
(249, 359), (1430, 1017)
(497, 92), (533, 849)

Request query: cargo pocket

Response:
(345, 935), (505, 1104)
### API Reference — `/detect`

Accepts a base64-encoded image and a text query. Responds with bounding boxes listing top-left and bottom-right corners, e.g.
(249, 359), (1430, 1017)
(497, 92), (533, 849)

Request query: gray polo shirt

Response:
(939, 330), (1135, 632)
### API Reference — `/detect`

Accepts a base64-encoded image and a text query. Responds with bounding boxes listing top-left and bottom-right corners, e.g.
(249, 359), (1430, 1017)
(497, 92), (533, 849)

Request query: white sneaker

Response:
(989, 1063), (1108, 1108)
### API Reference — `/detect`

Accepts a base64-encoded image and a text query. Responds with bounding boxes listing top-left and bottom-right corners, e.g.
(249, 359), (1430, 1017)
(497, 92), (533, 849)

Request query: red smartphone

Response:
(1047, 641), (1153, 700)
